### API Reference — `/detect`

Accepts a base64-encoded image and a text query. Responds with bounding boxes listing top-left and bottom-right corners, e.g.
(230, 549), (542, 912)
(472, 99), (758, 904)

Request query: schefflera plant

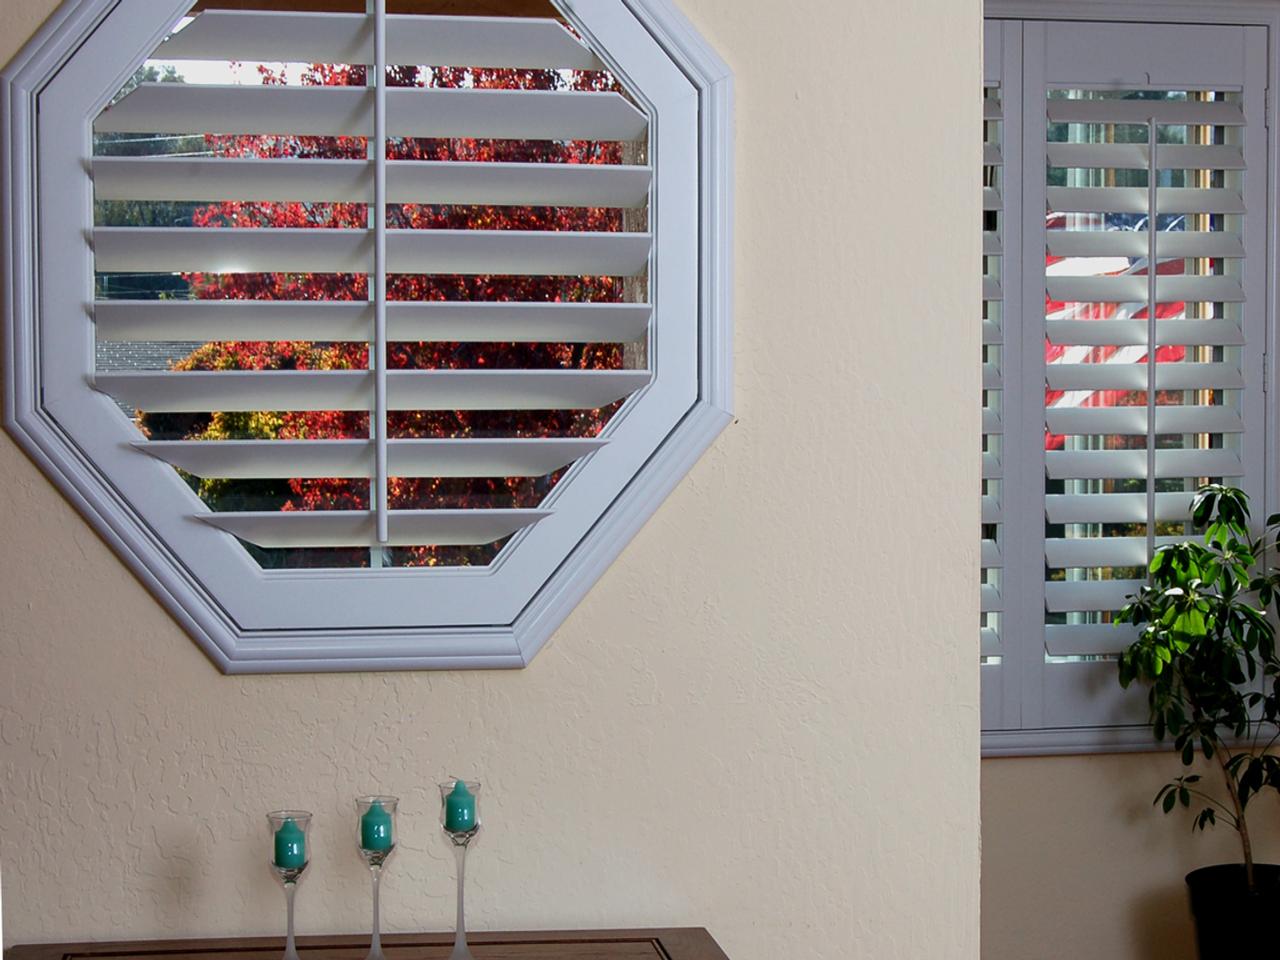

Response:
(1117, 484), (1280, 890)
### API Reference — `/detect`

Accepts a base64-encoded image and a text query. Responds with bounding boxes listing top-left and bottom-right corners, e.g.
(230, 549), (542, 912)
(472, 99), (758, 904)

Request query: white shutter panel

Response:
(90, 10), (653, 562)
(981, 81), (1003, 656)
(1027, 20), (1269, 737)
(1042, 87), (1250, 658)
(980, 19), (1021, 733)
(982, 19), (1270, 751)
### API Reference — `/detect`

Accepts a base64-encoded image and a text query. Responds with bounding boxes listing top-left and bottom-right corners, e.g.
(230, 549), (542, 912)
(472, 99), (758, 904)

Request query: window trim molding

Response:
(982, 0), (1280, 756)
(984, 724), (1170, 757)
(1, 0), (733, 673)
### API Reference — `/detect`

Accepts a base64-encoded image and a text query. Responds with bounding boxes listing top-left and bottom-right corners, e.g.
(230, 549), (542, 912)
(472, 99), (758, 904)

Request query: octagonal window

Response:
(1, 0), (732, 671)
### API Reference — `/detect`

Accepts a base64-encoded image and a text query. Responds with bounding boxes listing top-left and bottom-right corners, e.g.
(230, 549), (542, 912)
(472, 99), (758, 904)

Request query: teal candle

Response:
(444, 780), (476, 833)
(274, 817), (306, 869)
(361, 800), (394, 851)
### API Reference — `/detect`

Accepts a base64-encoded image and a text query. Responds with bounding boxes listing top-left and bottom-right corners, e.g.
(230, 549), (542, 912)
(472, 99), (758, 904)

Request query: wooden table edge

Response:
(3, 928), (729, 960)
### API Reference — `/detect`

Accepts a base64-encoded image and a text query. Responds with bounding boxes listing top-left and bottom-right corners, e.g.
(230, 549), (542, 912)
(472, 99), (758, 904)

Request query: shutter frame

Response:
(981, 12), (1273, 753)
(1, 0), (734, 671)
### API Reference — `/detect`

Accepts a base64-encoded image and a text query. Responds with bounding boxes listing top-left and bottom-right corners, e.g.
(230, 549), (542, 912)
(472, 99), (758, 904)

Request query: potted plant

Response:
(1117, 484), (1280, 958)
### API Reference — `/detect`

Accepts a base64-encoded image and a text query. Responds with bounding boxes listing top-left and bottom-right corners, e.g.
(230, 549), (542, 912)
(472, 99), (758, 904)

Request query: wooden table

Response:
(4, 930), (730, 960)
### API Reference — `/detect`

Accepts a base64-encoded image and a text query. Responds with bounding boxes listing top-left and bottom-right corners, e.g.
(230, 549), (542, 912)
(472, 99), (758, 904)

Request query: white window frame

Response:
(1, 0), (733, 672)
(983, 0), (1280, 756)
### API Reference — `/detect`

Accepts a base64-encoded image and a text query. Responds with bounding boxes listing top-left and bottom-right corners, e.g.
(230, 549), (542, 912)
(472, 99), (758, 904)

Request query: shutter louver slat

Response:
(158, 12), (608, 70)
(1047, 186), (1244, 215)
(982, 495), (1001, 523)
(1044, 319), (1244, 347)
(1046, 274), (1243, 304)
(1046, 231), (1244, 259)
(1045, 491), (1196, 525)
(94, 228), (654, 276)
(94, 300), (653, 344)
(981, 538), (1001, 567)
(95, 85), (649, 141)
(1044, 623), (1139, 658)
(1044, 579), (1145, 614)
(1046, 361), (1243, 392)
(1045, 448), (1243, 481)
(135, 437), (607, 478)
(95, 369), (652, 413)
(1046, 142), (1245, 170)
(1045, 405), (1243, 436)
(200, 509), (550, 548)
(1045, 98), (1244, 125)
(1045, 535), (1188, 569)
(92, 158), (653, 207)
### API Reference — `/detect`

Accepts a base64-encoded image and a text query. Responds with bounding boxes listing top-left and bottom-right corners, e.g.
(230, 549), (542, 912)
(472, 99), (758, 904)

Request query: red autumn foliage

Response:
(164, 57), (636, 566)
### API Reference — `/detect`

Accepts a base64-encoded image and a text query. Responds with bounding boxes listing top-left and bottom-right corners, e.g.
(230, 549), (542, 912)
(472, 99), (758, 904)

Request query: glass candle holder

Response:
(439, 780), (481, 960)
(267, 810), (313, 960)
(356, 796), (399, 960)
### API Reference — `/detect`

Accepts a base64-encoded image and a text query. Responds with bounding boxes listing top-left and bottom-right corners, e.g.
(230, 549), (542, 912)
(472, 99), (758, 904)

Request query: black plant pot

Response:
(1186, 863), (1280, 957)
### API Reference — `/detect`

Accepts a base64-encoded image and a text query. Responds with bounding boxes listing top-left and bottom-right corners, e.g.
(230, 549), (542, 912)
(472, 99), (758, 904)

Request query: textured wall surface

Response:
(983, 754), (1280, 960)
(0, 1), (982, 958)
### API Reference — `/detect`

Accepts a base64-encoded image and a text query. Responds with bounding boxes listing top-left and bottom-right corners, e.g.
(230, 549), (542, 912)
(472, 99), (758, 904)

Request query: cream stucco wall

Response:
(0, 1), (982, 958)
(983, 754), (1280, 960)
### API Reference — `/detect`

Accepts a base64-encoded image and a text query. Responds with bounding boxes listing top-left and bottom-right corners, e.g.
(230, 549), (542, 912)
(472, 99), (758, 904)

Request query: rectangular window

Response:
(982, 16), (1272, 753)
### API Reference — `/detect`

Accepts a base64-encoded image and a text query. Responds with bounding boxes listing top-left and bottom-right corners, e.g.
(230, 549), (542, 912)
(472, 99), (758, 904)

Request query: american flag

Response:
(1043, 210), (1190, 451)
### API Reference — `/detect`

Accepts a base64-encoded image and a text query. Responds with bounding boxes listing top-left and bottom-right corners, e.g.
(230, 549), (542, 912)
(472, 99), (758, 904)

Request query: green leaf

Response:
(1163, 790), (1177, 814)
(1193, 491), (1217, 527)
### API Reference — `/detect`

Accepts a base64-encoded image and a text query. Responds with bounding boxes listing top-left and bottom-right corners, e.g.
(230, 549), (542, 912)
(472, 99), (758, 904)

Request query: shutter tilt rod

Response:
(1145, 118), (1158, 565)
(373, 0), (390, 545)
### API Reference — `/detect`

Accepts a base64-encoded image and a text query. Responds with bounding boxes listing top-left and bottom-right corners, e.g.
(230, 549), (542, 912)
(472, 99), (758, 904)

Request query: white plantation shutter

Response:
(89, 8), (653, 557)
(980, 18), (1020, 732)
(982, 17), (1271, 752)
(4, 0), (730, 670)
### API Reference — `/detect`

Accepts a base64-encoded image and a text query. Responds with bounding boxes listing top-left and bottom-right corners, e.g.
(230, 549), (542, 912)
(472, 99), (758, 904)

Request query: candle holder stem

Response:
(450, 842), (472, 960)
(366, 866), (385, 960)
(283, 881), (300, 960)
